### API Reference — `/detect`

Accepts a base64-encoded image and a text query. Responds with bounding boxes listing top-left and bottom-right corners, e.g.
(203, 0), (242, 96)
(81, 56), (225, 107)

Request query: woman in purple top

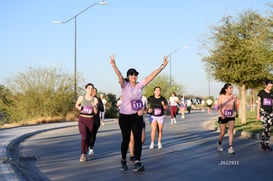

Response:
(110, 54), (168, 172)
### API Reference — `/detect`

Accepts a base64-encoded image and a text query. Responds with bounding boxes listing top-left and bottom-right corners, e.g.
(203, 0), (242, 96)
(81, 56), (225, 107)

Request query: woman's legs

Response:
(129, 131), (134, 159)
(119, 114), (132, 160)
(180, 107), (185, 119)
(150, 121), (157, 143)
(261, 115), (272, 150)
(131, 116), (143, 161)
(157, 122), (163, 144)
(227, 121), (235, 147)
(170, 106), (175, 119)
(218, 123), (226, 144)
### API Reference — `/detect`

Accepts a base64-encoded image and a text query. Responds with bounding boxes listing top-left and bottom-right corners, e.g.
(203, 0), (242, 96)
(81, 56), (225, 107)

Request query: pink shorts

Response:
(149, 115), (164, 124)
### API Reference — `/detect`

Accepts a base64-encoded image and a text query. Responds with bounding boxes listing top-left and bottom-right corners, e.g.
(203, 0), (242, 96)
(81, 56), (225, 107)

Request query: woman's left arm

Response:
(234, 95), (239, 117)
(93, 97), (99, 114)
(144, 56), (168, 85)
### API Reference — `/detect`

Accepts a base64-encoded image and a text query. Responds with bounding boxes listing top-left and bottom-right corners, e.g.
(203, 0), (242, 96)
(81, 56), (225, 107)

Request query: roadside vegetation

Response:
(1, 7), (273, 131)
(235, 111), (264, 134)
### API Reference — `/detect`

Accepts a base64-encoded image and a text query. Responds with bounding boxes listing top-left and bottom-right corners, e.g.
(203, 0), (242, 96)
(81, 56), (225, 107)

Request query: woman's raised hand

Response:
(163, 56), (168, 67)
(109, 54), (115, 66)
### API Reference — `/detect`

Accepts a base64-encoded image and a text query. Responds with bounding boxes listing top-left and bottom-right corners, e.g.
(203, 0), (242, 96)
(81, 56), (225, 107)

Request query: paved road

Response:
(2, 111), (273, 180)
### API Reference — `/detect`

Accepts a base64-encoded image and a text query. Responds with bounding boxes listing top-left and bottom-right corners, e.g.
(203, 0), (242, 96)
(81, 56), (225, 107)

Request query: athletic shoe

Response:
(134, 162), (145, 172)
(130, 156), (135, 162)
(181, 116), (185, 119)
(120, 160), (128, 171)
(88, 149), (94, 155)
(217, 143), (223, 152)
(228, 146), (235, 154)
(261, 142), (267, 151)
(79, 154), (87, 162)
(149, 142), (154, 149)
(158, 142), (162, 149)
(170, 119), (174, 124)
(174, 118), (176, 124)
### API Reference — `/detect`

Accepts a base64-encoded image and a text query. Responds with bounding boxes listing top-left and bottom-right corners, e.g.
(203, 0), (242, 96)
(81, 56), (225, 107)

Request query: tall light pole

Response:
(53, 1), (108, 99)
(167, 46), (187, 87)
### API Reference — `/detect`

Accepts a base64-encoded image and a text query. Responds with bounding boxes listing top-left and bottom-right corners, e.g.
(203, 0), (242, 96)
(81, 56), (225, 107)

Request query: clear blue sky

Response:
(0, 0), (271, 98)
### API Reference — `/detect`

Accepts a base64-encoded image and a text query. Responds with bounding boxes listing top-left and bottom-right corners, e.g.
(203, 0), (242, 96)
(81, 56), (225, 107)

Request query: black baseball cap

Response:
(126, 68), (139, 77)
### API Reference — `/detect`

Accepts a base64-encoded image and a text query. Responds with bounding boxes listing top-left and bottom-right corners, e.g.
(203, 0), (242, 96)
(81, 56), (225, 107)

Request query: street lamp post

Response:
(167, 46), (187, 87)
(53, 1), (108, 99)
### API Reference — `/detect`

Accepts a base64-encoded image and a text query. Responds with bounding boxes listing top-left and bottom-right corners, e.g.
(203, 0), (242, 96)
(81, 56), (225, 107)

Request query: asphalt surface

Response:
(1, 111), (273, 181)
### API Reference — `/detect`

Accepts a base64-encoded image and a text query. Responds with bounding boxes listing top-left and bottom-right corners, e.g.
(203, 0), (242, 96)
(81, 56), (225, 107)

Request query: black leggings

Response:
(119, 113), (143, 161)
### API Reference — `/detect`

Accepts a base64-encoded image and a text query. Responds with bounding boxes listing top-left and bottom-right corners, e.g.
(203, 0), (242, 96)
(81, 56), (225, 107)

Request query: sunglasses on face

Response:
(129, 72), (138, 76)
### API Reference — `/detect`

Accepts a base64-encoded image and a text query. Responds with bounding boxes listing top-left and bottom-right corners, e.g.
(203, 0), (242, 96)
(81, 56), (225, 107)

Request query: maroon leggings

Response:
(78, 116), (94, 154)
(170, 106), (177, 119)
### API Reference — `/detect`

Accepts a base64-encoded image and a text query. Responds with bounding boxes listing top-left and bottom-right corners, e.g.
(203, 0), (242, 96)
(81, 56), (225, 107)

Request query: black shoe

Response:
(261, 142), (267, 151)
(120, 160), (128, 171)
(134, 162), (145, 172)
(130, 156), (135, 162)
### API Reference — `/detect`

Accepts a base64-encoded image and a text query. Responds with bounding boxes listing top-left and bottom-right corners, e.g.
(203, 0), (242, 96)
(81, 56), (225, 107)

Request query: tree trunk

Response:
(240, 84), (247, 124)
(238, 87), (242, 119)
(250, 89), (256, 112)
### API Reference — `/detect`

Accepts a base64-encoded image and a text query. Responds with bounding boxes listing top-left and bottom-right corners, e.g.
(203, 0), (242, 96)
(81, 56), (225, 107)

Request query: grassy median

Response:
(234, 111), (264, 134)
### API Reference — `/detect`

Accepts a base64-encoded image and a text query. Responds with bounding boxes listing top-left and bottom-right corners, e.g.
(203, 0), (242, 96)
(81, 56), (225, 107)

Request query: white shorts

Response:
(149, 115), (164, 124)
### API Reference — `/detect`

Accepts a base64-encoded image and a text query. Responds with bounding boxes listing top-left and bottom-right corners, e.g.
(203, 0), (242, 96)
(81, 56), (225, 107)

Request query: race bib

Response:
(81, 105), (93, 114)
(263, 98), (272, 106)
(154, 108), (162, 116)
(224, 109), (233, 117)
(131, 100), (143, 111)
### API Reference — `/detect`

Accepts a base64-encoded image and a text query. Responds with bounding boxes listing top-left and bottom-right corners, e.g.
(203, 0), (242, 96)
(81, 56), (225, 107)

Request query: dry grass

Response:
(0, 112), (78, 129)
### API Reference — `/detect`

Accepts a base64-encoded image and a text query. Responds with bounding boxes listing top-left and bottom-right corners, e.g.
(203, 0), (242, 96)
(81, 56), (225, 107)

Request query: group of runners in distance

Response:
(74, 53), (273, 172)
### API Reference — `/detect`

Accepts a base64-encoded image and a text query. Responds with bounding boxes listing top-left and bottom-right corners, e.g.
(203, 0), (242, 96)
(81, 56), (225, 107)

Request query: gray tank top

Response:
(80, 95), (95, 115)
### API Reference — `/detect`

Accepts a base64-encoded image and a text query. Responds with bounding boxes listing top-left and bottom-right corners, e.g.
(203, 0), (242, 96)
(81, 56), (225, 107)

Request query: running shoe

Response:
(88, 149), (94, 155)
(217, 143), (223, 152)
(120, 160), (128, 171)
(130, 156), (135, 162)
(174, 118), (176, 124)
(149, 142), (154, 149)
(261, 142), (267, 151)
(79, 154), (87, 162)
(158, 142), (162, 149)
(228, 146), (235, 154)
(134, 162), (145, 172)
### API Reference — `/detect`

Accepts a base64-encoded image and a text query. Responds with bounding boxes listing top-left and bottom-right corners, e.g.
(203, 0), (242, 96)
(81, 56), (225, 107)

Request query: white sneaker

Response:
(217, 143), (223, 152)
(181, 116), (185, 119)
(174, 118), (176, 124)
(228, 146), (235, 154)
(149, 142), (154, 149)
(79, 154), (87, 162)
(88, 149), (94, 155)
(158, 142), (162, 149)
(171, 119), (174, 124)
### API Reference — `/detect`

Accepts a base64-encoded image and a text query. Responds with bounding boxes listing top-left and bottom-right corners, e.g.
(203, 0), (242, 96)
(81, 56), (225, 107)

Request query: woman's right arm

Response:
(75, 96), (83, 111)
(110, 54), (124, 88)
(218, 96), (225, 119)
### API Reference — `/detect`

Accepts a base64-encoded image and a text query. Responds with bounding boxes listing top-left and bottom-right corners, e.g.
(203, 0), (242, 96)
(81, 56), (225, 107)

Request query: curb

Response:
(1, 119), (118, 181)
(203, 118), (273, 141)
